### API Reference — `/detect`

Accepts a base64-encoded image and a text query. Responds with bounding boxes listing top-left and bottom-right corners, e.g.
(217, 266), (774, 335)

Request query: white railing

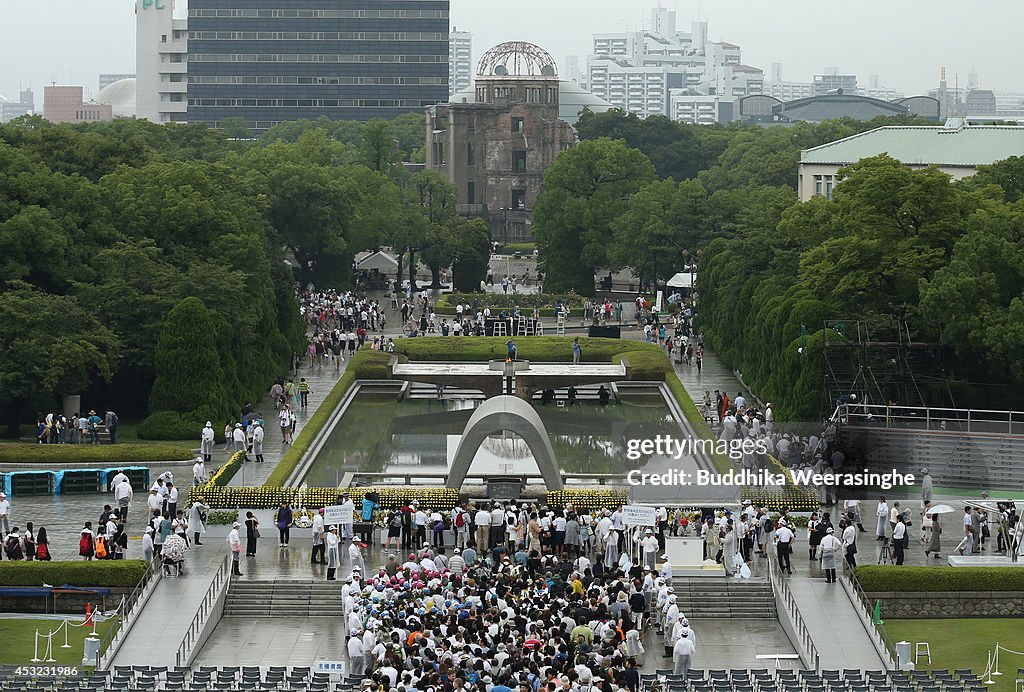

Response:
(766, 551), (820, 672)
(175, 554), (231, 667)
(837, 403), (1024, 435)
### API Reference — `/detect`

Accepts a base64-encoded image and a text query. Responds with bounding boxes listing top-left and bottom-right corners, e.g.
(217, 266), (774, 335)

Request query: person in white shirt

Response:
(876, 497), (889, 540)
(200, 421), (215, 462)
(775, 522), (795, 574)
(192, 457), (207, 487)
(325, 526), (341, 581)
(474, 507), (492, 552)
(672, 629), (696, 675)
(641, 529), (660, 570)
(109, 470), (128, 492)
(448, 548), (465, 575)
(114, 479), (133, 522)
(892, 516), (907, 565)
(844, 498), (865, 532)
(347, 629), (365, 678)
(227, 522), (243, 576)
(842, 520), (858, 568)
(764, 403), (774, 432)
(252, 422), (265, 463)
(142, 527), (155, 563)
(311, 509), (326, 565)
(232, 423), (247, 459)
(819, 527), (843, 583)
(348, 544), (364, 581)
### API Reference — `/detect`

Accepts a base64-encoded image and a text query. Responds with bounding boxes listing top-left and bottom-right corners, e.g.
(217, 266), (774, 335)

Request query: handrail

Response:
(96, 560), (160, 670)
(766, 549), (820, 672)
(175, 554), (231, 667)
(838, 403), (1024, 435)
(840, 560), (898, 670)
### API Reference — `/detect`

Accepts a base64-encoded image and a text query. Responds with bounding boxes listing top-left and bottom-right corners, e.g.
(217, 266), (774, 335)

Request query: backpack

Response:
(389, 513), (402, 529)
(95, 536), (108, 559)
(455, 512), (466, 528)
(79, 533), (93, 556)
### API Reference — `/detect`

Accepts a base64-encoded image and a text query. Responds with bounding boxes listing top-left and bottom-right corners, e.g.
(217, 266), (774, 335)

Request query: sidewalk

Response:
(787, 574), (887, 669)
(672, 345), (750, 409)
(227, 359), (349, 487)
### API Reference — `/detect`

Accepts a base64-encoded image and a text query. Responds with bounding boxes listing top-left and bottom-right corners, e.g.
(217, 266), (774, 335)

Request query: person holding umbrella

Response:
(923, 503), (955, 558)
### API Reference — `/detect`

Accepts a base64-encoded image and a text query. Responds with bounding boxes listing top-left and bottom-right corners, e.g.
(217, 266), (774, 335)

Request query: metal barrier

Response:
(766, 551), (820, 672)
(840, 560), (898, 670)
(175, 554), (231, 667)
(96, 560), (160, 670)
(838, 403), (1024, 435)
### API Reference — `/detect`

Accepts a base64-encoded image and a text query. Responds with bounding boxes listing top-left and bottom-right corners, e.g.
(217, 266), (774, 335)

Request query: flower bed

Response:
(199, 485), (460, 511)
(546, 489), (629, 511)
(740, 454), (820, 512)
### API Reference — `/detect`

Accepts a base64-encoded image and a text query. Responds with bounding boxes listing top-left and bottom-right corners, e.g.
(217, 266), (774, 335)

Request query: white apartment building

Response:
(670, 93), (734, 125)
(450, 29), (472, 98)
(587, 8), (760, 121)
(135, 0), (187, 124)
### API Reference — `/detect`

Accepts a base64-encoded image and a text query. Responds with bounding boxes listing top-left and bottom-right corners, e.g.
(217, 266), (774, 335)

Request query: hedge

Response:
(612, 350), (672, 380)
(392, 336), (664, 363)
(0, 560), (149, 588)
(137, 410), (205, 442)
(0, 443), (194, 464)
(854, 565), (1024, 592)
(263, 350), (387, 487)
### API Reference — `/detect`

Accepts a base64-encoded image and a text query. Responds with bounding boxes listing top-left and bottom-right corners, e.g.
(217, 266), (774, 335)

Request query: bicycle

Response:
(402, 320), (419, 337)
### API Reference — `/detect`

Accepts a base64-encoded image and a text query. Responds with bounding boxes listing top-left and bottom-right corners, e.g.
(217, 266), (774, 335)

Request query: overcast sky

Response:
(2, 0), (1022, 104)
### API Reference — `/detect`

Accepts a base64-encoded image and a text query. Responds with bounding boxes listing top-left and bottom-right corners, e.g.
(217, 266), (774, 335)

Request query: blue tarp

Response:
(1, 474), (9, 496)
(0, 587), (53, 597)
(55, 585), (111, 596)
(99, 466), (149, 488)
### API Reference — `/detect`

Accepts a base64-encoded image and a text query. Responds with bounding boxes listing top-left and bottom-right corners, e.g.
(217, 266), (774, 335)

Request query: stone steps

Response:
(669, 578), (777, 619)
(224, 580), (344, 618)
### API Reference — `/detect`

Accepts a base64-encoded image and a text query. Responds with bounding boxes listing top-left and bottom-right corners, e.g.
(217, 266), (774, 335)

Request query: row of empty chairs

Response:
(641, 669), (988, 692)
(0, 665), (358, 692)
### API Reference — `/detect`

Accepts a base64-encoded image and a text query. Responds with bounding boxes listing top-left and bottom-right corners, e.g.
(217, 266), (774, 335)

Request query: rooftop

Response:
(801, 122), (1024, 167)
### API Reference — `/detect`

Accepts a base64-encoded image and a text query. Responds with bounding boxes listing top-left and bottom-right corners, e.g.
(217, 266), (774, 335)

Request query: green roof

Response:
(800, 124), (1024, 167)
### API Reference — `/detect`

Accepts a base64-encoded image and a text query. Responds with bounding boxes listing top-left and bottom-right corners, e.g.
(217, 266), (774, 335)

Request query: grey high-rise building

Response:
(186, 0), (450, 133)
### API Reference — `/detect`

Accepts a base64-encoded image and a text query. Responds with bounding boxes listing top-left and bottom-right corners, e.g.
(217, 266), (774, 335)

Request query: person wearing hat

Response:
(818, 526), (842, 583)
(227, 521), (243, 576)
(672, 622), (695, 675)
(87, 410), (102, 444)
(921, 468), (934, 507)
(325, 526), (341, 581)
(251, 420), (265, 463)
(142, 526), (155, 563)
(339, 493), (355, 540)
(232, 423), (246, 458)
(200, 421), (215, 462)
(188, 496), (209, 546)
(348, 538), (365, 578)
(641, 528), (659, 571)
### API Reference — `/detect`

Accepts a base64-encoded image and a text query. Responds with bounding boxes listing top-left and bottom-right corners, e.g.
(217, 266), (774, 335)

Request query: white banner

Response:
(323, 504), (352, 525)
(622, 505), (658, 526)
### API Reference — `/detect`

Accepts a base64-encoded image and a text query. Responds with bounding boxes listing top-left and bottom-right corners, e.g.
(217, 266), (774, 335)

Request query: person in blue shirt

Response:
(506, 339), (517, 360)
(362, 495), (379, 522)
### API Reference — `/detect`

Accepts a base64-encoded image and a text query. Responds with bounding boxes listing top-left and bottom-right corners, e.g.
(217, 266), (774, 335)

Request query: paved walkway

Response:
(787, 575), (887, 669)
(672, 345), (750, 411)
(226, 359), (348, 488)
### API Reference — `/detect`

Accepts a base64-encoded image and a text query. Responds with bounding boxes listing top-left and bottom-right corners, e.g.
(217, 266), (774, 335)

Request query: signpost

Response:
(323, 505), (350, 525)
(315, 661), (347, 675)
(622, 505), (657, 527)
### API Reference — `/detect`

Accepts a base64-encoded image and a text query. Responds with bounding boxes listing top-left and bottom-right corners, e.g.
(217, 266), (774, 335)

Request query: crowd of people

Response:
(33, 409), (119, 445)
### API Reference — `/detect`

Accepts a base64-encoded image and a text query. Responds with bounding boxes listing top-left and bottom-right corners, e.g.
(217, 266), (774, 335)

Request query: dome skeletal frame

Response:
(477, 41), (558, 79)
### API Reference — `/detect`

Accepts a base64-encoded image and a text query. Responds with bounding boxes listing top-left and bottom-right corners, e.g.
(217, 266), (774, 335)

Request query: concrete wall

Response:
(866, 591), (1024, 618)
(1, 587), (133, 614)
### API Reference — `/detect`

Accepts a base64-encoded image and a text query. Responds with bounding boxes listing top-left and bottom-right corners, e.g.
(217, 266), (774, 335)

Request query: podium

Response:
(665, 536), (726, 577)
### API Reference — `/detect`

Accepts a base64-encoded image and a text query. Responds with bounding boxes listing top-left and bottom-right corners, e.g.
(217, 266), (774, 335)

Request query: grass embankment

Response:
(884, 619), (1022, 691)
(0, 617), (118, 666)
(0, 444), (194, 465)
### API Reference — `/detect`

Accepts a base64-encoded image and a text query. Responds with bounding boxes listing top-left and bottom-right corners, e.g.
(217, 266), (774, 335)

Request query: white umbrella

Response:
(925, 504), (956, 515)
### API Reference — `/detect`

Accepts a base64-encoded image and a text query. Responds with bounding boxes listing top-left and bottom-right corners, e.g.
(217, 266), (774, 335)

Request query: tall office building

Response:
(813, 71), (857, 96)
(587, 7), (761, 121)
(186, 0), (449, 133)
(449, 28), (472, 97)
(135, 0), (188, 123)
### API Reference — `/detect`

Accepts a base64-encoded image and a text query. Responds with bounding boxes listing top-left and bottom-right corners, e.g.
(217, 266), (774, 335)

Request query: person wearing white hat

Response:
(819, 526), (843, 583)
(641, 528), (659, 571)
(192, 456), (207, 487)
(227, 522), (243, 576)
(200, 421), (215, 462)
(232, 423), (246, 458)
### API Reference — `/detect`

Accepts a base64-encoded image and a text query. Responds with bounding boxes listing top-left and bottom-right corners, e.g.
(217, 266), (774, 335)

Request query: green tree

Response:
(533, 138), (655, 295)
(360, 119), (400, 174)
(148, 297), (230, 420)
(451, 217), (491, 292)
(0, 282), (118, 435)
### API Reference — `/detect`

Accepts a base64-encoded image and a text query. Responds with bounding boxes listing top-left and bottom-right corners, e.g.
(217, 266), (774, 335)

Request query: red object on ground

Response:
(84, 602), (93, 626)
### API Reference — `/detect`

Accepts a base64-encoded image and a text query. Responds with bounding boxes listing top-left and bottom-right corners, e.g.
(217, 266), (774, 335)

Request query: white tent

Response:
(356, 251), (399, 273)
(666, 271), (696, 289)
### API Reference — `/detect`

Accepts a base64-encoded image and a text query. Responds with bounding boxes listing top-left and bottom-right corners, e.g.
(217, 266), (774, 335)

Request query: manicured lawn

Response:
(884, 619), (1024, 690)
(0, 617), (117, 666)
(0, 443), (194, 464)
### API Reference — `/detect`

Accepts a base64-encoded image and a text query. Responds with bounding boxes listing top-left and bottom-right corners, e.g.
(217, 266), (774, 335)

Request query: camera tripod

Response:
(877, 537), (894, 564)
